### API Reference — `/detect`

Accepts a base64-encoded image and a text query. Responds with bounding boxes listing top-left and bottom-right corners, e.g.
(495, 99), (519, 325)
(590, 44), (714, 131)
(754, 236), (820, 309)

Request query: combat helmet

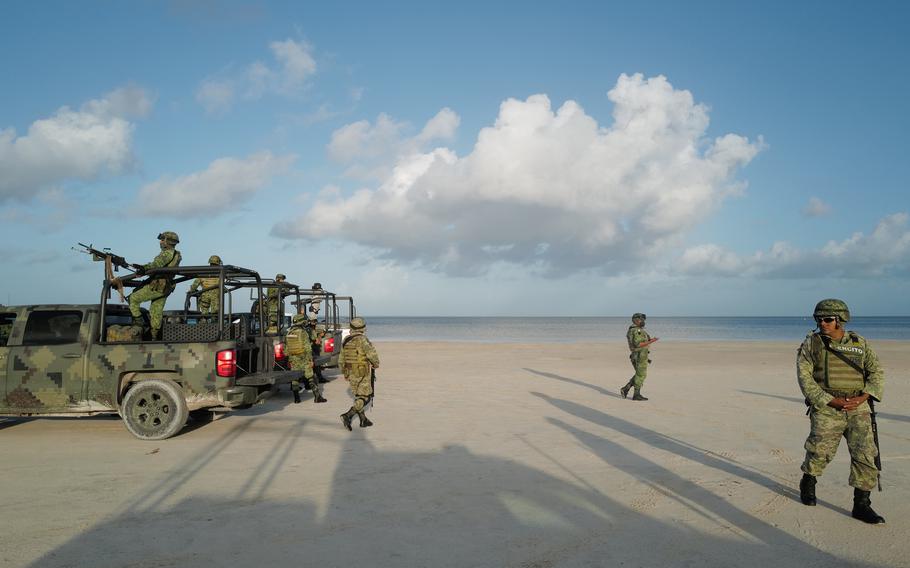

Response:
(813, 299), (850, 323)
(208, 255), (222, 265)
(632, 313), (646, 322)
(276, 273), (286, 281)
(292, 313), (309, 325)
(157, 231), (180, 245)
(350, 317), (366, 330)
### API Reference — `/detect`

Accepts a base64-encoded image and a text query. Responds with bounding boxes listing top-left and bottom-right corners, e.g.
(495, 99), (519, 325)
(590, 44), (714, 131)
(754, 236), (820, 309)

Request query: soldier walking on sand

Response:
(127, 231), (182, 340)
(339, 317), (380, 430)
(285, 313), (326, 404)
(797, 299), (886, 524)
(620, 313), (658, 401)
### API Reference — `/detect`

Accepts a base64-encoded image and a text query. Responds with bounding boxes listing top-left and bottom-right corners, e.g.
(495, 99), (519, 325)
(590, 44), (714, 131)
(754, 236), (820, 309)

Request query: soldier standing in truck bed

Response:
(127, 231), (182, 340)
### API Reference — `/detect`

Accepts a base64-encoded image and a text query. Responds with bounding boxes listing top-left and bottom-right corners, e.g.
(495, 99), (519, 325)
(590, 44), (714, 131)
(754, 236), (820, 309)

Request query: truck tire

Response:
(120, 378), (189, 440)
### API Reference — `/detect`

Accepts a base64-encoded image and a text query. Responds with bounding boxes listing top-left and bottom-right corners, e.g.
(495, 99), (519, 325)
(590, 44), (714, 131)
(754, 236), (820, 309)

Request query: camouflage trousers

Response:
(628, 351), (649, 393)
(801, 403), (879, 491)
(289, 354), (316, 393)
(347, 374), (373, 412)
(128, 287), (168, 337)
(198, 292), (218, 316)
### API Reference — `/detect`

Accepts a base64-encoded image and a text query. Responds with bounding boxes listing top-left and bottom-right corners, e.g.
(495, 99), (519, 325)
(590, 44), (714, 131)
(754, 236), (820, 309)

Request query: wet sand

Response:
(1, 340), (908, 567)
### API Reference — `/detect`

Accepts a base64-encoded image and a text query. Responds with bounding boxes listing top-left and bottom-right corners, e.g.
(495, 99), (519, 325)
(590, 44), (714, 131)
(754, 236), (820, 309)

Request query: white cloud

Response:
(676, 213), (910, 278)
(802, 196), (832, 217)
(326, 108), (459, 181)
(274, 73), (763, 276)
(0, 86), (153, 201)
(196, 79), (235, 116)
(196, 38), (316, 114)
(135, 151), (295, 218)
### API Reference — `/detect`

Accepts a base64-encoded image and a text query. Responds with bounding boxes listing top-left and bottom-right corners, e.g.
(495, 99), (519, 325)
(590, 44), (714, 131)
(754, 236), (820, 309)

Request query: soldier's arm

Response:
(364, 337), (380, 368)
(144, 249), (175, 270)
(863, 341), (885, 402)
(190, 278), (201, 292)
(797, 340), (833, 409)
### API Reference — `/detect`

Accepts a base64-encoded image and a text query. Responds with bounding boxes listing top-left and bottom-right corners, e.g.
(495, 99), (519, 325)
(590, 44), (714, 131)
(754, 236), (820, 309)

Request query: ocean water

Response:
(364, 317), (910, 343)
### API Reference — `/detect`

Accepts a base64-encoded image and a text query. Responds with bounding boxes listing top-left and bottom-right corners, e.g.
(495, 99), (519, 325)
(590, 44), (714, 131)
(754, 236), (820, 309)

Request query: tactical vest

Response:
(286, 326), (308, 356)
(342, 334), (369, 376)
(809, 332), (866, 392)
(198, 276), (219, 292)
(627, 326), (649, 352)
(148, 250), (182, 293)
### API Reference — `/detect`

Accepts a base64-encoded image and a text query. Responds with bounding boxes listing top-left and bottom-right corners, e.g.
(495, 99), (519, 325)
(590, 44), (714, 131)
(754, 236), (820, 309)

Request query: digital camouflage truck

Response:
(0, 248), (298, 440)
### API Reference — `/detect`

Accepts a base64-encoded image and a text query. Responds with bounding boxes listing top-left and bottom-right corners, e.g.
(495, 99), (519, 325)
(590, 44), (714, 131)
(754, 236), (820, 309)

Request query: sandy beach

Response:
(1, 340), (908, 567)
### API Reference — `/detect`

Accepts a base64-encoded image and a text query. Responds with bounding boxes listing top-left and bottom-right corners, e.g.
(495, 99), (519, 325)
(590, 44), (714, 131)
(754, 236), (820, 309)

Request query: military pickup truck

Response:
(0, 263), (298, 441)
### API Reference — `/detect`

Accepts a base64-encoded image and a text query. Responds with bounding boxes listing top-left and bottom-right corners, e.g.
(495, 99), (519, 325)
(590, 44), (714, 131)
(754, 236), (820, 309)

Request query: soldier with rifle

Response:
(797, 299), (886, 524)
(76, 233), (181, 340)
(339, 317), (380, 430)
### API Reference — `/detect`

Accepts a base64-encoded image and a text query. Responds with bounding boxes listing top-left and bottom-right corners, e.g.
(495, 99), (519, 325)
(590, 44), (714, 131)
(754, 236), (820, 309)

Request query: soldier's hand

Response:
(827, 398), (848, 410)
(842, 394), (869, 411)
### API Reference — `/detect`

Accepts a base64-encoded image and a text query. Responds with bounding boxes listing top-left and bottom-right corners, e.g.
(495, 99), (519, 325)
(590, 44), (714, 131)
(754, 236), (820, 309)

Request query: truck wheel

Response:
(121, 379), (189, 440)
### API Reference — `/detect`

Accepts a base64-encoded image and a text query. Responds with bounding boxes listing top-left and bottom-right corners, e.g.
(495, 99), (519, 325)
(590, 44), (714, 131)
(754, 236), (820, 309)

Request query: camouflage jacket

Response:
(797, 331), (884, 410)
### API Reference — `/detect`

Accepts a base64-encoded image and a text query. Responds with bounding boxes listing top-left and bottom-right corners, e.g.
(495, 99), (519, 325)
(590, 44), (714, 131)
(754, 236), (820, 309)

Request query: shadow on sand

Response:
(27, 399), (878, 568)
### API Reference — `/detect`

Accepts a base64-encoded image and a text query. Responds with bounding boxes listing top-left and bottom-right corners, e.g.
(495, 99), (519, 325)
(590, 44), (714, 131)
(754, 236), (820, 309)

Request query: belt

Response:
(825, 389), (864, 398)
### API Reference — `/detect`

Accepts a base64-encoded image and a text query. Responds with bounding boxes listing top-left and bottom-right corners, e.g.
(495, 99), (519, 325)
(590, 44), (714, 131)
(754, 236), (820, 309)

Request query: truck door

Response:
(4, 309), (87, 412)
(0, 311), (17, 406)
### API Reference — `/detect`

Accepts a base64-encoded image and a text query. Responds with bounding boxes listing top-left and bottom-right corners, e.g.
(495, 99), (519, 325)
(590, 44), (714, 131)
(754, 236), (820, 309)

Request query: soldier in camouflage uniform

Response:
(339, 317), (380, 430)
(620, 313), (658, 401)
(304, 312), (327, 383)
(285, 313), (326, 404)
(797, 299), (885, 524)
(265, 273), (286, 333)
(127, 231), (182, 340)
(189, 255), (222, 320)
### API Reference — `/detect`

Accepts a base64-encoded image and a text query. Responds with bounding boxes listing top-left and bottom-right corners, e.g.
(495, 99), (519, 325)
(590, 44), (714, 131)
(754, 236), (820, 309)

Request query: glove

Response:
(132, 264), (146, 275)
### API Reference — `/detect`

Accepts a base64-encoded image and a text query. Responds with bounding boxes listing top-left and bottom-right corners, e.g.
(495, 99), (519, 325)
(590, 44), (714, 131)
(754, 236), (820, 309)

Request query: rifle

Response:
(869, 399), (883, 491)
(74, 243), (144, 273)
(370, 367), (377, 408)
(73, 243), (143, 302)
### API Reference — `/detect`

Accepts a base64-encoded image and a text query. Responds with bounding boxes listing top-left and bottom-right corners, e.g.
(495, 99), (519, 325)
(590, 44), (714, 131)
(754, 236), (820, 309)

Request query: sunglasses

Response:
(816, 316), (838, 324)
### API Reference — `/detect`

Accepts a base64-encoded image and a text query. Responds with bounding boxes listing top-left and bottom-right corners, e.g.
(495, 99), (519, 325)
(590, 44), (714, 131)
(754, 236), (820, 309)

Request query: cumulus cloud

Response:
(677, 213), (910, 279)
(0, 86), (153, 201)
(196, 38), (316, 114)
(802, 196), (832, 218)
(136, 151), (295, 218)
(274, 73), (763, 276)
(326, 108), (460, 180)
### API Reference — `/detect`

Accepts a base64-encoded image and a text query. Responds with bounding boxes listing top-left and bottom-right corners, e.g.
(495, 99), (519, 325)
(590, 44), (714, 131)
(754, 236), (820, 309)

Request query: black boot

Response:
(852, 488), (885, 524)
(357, 412), (373, 428)
(632, 393), (648, 401)
(314, 391), (327, 403)
(620, 384), (631, 399)
(799, 473), (816, 506)
(292, 389), (301, 404)
(340, 409), (355, 431)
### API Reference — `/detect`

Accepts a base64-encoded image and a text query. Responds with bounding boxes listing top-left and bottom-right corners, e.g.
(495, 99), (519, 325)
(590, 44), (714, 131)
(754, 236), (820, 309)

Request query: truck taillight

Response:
(216, 349), (236, 377)
(274, 342), (286, 361)
(323, 337), (335, 353)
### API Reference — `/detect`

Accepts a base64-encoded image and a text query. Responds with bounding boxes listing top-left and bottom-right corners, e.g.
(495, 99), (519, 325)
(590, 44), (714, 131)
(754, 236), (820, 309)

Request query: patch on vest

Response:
(830, 344), (864, 356)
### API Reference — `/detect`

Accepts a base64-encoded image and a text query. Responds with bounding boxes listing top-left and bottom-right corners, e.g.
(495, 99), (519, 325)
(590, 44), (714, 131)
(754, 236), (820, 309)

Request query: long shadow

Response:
(532, 391), (852, 520)
(523, 367), (616, 397)
(739, 390), (910, 423)
(24, 418), (873, 567)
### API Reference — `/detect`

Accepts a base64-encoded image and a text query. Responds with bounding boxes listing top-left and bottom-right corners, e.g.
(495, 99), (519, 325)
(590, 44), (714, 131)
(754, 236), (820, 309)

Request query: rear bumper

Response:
(235, 370), (299, 386)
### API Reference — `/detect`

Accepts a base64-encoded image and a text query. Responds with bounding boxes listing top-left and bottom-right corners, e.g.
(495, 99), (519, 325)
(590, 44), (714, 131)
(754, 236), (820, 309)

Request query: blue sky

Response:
(1, 0), (908, 316)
